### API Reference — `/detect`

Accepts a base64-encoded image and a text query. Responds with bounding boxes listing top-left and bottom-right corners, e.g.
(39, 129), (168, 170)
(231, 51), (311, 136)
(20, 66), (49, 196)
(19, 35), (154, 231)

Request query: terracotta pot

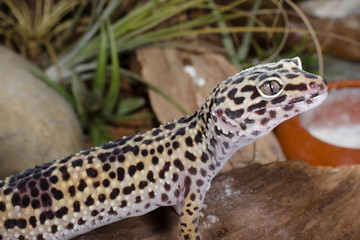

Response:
(275, 80), (360, 166)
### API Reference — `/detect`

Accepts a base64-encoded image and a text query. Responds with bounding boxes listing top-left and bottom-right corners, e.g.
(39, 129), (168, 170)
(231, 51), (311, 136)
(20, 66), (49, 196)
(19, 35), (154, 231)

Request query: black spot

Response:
(109, 171), (116, 179)
(71, 159), (83, 168)
(188, 167), (197, 175)
(102, 179), (110, 187)
(269, 110), (277, 119)
(289, 96), (305, 104)
(157, 145), (164, 154)
(85, 195), (95, 206)
(93, 181), (101, 188)
(240, 85), (261, 99)
(3, 188), (12, 195)
(152, 156), (159, 165)
(141, 149), (148, 157)
(185, 151), (196, 161)
(117, 155), (125, 162)
(102, 163), (111, 171)
(161, 194), (169, 202)
(91, 210), (99, 217)
(135, 196), (142, 203)
(117, 167), (125, 181)
(17, 218), (27, 229)
(284, 83), (307, 91)
(0, 202), (5, 211)
(37, 234), (44, 240)
(143, 139), (153, 145)
(215, 97), (225, 105)
(147, 171), (156, 183)
(159, 162), (171, 179)
(51, 225), (57, 233)
(123, 184), (135, 195)
(190, 193), (196, 201)
(120, 200), (127, 208)
(110, 188), (120, 199)
(285, 73), (299, 79)
(98, 153), (108, 162)
(248, 100), (267, 112)
(164, 183), (171, 191)
(73, 201), (80, 212)
(136, 162), (144, 171)
(152, 129), (162, 136)
(150, 149), (155, 154)
(194, 130), (203, 143)
(148, 191), (155, 198)
(261, 117), (269, 125)
(164, 123), (175, 130)
(252, 130), (260, 136)
(227, 88), (237, 99)
(172, 141), (180, 149)
(283, 104), (294, 111)
(165, 142), (170, 148)
(128, 165), (137, 177)
(41, 193), (52, 207)
(174, 159), (184, 171)
(197, 179), (204, 186)
(29, 216), (37, 227)
(139, 181), (148, 189)
(55, 207), (68, 218)
(255, 109), (266, 115)
(155, 136), (165, 141)
(11, 193), (20, 206)
(134, 136), (143, 142)
(66, 223), (74, 230)
(167, 149), (173, 155)
(185, 137), (193, 147)
(184, 176), (192, 198)
(51, 187), (64, 200)
(68, 186), (76, 196)
(172, 173), (179, 182)
(78, 218), (85, 225)
(59, 165), (67, 173)
(224, 108), (244, 119)
(189, 121), (197, 129)
(86, 168), (98, 178)
(49, 175), (58, 184)
(31, 199), (40, 209)
(98, 194), (106, 203)
(78, 179), (87, 191)
(112, 148), (121, 155)
(4, 219), (16, 229)
(174, 127), (186, 137)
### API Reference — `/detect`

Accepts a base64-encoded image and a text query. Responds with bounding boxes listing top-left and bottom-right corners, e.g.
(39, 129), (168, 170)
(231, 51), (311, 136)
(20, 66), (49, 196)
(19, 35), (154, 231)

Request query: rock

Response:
(75, 160), (360, 239)
(0, 46), (84, 179)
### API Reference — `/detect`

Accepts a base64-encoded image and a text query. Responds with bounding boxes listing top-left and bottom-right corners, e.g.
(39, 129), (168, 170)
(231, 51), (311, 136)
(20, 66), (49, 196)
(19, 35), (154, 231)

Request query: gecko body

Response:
(0, 57), (327, 240)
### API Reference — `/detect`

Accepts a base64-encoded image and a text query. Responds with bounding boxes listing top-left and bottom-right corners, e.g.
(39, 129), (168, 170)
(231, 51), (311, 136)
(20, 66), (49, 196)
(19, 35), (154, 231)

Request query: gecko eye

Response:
(258, 80), (282, 96)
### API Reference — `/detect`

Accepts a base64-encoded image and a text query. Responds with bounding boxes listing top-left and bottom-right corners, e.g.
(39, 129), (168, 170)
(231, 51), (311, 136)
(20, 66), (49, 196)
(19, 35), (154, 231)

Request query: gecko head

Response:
(206, 57), (328, 144)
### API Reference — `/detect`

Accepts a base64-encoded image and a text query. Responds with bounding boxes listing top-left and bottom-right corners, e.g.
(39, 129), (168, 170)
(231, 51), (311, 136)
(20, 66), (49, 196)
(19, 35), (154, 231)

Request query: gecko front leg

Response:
(178, 175), (207, 240)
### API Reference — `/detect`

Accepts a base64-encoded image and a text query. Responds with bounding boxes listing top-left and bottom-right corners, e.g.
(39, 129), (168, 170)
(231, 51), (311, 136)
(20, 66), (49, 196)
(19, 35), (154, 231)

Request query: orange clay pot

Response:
(275, 80), (360, 166)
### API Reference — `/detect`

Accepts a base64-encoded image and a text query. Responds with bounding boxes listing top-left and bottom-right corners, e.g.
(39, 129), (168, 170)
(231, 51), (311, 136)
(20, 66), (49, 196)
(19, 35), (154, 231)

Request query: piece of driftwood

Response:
(75, 160), (360, 239)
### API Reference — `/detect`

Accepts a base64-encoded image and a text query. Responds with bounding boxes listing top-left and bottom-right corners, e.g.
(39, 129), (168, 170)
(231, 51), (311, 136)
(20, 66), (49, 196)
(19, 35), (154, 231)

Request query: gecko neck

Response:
(196, 108), (253, 174)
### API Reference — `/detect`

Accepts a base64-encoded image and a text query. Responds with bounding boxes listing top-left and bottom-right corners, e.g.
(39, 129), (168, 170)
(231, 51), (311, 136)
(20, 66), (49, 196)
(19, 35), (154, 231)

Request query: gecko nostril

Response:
(309, 82), (317, 89)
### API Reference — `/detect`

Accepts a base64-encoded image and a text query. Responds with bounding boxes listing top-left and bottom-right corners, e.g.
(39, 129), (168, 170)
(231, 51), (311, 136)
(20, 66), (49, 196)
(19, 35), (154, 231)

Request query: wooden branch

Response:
(75, 160), (360, 240)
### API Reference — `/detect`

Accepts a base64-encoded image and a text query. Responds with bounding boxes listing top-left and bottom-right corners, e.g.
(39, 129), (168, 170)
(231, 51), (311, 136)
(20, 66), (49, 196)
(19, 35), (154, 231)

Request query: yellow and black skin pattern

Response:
(0, 57), (327, 240)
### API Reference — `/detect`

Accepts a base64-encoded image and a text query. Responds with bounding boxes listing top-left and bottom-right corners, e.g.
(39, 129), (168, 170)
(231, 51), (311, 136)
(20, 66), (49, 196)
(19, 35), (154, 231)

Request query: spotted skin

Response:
(0, 57), (327, 240)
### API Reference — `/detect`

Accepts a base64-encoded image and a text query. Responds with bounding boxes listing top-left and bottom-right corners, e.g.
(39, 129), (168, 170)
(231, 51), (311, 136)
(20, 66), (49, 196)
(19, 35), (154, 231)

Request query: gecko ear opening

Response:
(291, 57), (302, 70)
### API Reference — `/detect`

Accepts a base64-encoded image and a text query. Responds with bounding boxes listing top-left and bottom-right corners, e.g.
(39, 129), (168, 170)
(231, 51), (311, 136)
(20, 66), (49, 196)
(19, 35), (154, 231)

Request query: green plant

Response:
(30, 0), (332, 145)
